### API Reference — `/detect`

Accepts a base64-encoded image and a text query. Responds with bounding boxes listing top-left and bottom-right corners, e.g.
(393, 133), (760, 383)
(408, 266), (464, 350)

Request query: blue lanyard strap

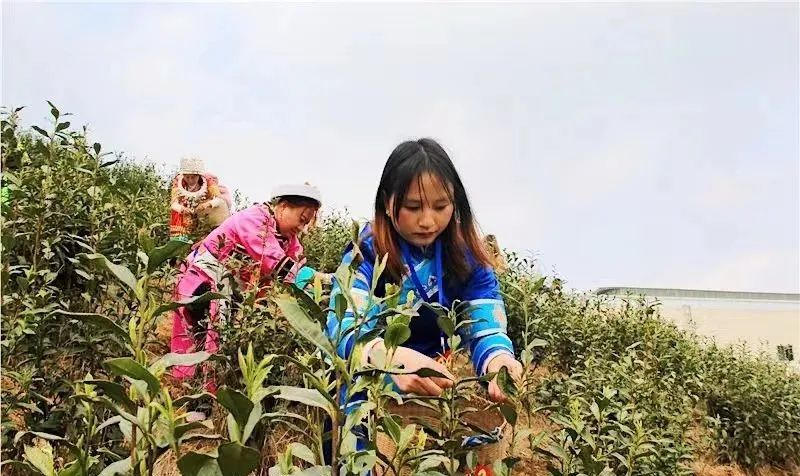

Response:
(399, 239), (446, 306)
(434, 240), (446, 305)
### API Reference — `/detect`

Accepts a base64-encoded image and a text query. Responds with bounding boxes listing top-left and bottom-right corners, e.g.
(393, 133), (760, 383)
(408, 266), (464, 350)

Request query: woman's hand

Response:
(196, 201), (212, 212)
(372, 341), (455, 396)
(485, 353), (523, 403)
(315, 272), (333, 286)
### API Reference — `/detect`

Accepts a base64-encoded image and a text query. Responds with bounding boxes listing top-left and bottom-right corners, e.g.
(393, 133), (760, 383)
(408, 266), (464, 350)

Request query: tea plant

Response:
(502, 260), (799, 472)
(1, 104), (169, 464)
(3, 103), (800, 474)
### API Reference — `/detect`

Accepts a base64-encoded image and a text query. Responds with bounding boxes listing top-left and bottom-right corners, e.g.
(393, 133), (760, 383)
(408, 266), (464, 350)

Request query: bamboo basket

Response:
(197, 200), (230, 227)
(375, 396), (511, 476)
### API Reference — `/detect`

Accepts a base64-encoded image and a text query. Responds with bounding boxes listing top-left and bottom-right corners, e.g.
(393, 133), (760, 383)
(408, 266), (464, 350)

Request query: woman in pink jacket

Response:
(170, 183), (324, 385)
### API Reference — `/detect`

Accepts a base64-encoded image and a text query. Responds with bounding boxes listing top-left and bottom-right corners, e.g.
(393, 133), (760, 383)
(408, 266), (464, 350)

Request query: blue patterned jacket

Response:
(325, 225), (514, 375)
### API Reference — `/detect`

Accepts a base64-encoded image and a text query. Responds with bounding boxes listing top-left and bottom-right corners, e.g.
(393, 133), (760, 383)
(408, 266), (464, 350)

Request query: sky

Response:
(3, 2), (798, 293)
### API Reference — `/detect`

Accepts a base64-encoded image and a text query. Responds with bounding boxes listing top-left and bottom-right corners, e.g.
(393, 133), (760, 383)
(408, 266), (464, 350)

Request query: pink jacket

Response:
(198, 204), (304, 284)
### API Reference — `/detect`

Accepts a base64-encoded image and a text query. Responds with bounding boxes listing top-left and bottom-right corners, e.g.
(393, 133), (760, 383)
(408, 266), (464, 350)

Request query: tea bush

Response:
(1, 105), (171, 464)
(301, 210), (354, 273)
(2, 104), (799, 475)
(500, 252), (800, 473)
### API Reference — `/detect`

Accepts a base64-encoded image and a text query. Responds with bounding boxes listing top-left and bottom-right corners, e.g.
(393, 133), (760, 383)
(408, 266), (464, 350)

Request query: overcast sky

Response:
(3, 2), (798, 293)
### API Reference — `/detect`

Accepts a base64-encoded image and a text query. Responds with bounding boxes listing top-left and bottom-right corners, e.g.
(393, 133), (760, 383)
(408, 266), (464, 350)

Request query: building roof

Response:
(595, 287), (800, 302)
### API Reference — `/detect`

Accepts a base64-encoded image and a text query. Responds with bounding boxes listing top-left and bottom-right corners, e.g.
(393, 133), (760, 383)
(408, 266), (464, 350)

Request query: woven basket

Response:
(197, 200), (230, 227)
(374, 397), (511, 476)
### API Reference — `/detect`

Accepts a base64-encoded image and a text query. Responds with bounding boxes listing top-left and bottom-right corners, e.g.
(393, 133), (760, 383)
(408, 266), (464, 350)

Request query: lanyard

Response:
(399, 239), (446, 306)
(400, 239), (449, 353)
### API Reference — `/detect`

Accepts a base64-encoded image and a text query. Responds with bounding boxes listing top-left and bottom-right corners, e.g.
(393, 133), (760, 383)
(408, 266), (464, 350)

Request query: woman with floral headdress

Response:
(169, 157), (232, 242)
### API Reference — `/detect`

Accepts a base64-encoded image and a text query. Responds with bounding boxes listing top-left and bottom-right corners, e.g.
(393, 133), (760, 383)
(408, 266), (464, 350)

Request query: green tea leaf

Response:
(286, 281), (327, 326)
(95, 415), (125, 433)
(97, 457), (131, 476)
(14, 431), (65, 446)
(436, 315), (455, 338)
(275, 295), (335, 357)
(496, 366), (517, 399)
(528, 338), (547, 349)
(177, 451), (222, 476)
(58, 459), (91, 476)
(174, 392), (216, 408)
(241, 404), (263, 443)
(466, 451), (477, 470)
(32, 125), (49, 138)
(147, 239), (191, 274)
(334, 293), (347, 320)
(498, 403), (517, 426)
(289, 442), (317, 465)
(217, 442), (261, 476)
(384, 323), (410, 349)
(79, 254), (137, 296)
(590, 400), (601, 423)
(216, 387), (254, 432)
(414, 367), (450, 380)
(46, 101), (59, 119)
(137, 228), (155, 254)
(83, 380), (136, 412)
(103, 358), (160, 394)
(343, 402), (375, 436)
(150, 352), (211, 374)
(152, 292), (226, 318)
(56, 310), (131, 345)
(175, 421), (214, 441)
(272, 386), (335, 418)
(24, 441), (56, 476)
(382, 415), (402, 443)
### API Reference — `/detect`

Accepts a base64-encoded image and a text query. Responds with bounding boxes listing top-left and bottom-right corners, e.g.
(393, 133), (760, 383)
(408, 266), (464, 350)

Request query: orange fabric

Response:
(169, 174), (224, 239)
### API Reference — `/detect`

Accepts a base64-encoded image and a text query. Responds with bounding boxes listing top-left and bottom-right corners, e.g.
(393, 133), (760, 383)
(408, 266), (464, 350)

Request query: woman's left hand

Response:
(485, 353), (523, 403)
(315, 272), (333, 285)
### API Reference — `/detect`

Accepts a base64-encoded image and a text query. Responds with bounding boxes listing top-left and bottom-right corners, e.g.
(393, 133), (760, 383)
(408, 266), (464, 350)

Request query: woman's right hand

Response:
(315, 272), (333, 286)
(372, 341), (455, 396)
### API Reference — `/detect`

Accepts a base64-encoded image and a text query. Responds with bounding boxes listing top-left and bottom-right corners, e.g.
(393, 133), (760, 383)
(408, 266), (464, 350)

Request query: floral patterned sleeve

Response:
(205, 176), (224, 208)
(169, 177), (184, 213)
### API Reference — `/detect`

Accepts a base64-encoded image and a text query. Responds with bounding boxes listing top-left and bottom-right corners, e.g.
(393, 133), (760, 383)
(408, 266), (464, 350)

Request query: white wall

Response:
(624, 293), (800, 368)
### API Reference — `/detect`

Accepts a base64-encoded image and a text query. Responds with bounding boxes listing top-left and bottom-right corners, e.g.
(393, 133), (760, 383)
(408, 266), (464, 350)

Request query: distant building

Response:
(595, 287), (800, 366)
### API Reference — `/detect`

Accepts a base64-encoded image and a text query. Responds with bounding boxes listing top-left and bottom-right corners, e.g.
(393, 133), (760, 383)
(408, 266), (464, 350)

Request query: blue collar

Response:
(399, 238), (447, 306)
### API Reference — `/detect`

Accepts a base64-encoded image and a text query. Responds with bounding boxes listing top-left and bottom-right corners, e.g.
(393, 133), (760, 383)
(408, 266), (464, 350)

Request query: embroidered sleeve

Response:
(458, 266), (514, 375)
(325, 246), (378, 359)
(230, 207), (287, 279)
(170, 177), (184, 212)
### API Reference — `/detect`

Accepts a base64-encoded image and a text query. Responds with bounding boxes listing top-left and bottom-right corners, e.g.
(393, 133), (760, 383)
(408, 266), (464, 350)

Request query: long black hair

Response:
(372, 138), (492, 283)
